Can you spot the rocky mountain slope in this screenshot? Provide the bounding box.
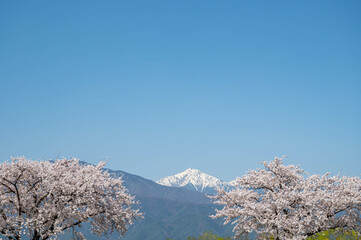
[157,168,233,195]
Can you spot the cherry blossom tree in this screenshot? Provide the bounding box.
[211,157,361,240]
[0,157,142,240]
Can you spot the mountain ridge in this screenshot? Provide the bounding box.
[157,168,234,195]
[62,162,235,239]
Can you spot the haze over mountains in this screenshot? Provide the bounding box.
[68,163,235,240]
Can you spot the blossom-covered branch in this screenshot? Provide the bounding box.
[0,157,142,240]
[211,157,361,240]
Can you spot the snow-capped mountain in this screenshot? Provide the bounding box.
[157,168,232,195]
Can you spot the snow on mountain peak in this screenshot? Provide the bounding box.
[156,168,231,194]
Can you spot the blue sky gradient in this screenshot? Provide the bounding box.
[1,0,360,181]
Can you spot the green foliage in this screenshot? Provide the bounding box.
[307,229,361,240]
[187,231,232,240]
[258,229,361,240]
[168,229,361,240]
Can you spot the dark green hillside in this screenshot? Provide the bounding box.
[124,196,233,240]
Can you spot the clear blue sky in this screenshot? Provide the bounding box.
[1,1,360,181]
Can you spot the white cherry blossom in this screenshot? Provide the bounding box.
[0,157,142,240]
[211,157,361,240]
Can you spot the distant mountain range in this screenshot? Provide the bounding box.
[112,168,235,240]
[157,168,235,195]
[64,164,235,240]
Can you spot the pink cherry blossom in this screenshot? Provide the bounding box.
[0,157,142,240]
[211,157,361,240]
